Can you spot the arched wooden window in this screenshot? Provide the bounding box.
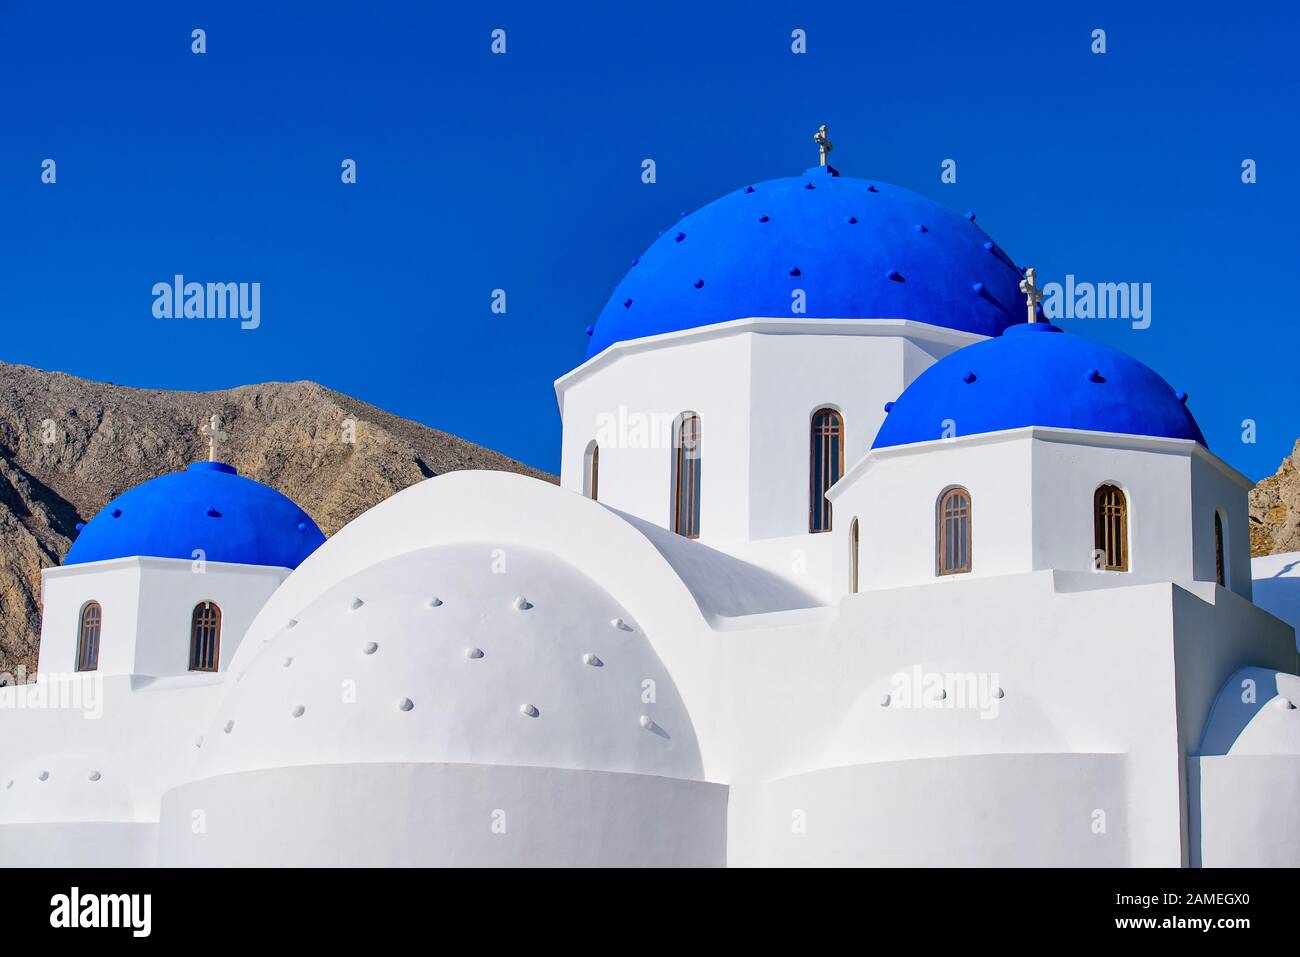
[76,602,102,672]
[585,442,598,501]
[1214,511,1226,587]
[810,408,844,532]
[673,413,702,539]
[849,517,860,594]
[1093,484,1129,572]
[189,601,222,672]
[936,487,972,575]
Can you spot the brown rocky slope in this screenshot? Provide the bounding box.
[0,359,553,675]
[1249,439,1300,557]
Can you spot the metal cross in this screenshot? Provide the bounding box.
[201,413,227,462]
[814,124,833,166]
[1019,267,1044,324]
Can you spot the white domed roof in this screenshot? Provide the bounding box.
[1199,668,1300,756]
[190,541,704,781]
[0,753,141,824]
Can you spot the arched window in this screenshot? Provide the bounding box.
[810,408,844,532]
[936,487,972,576]
[76,602,102,672]
[673,413,702,539]
[1094,484,1129,572]
[189,601,222,672]
[584,441,600,501]
[849,517,860,594]
[1214,511,1226,587]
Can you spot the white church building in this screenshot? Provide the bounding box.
[3,141,1299,867]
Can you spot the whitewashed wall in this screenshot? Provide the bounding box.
[1252,551,1300,650]
[556,318,978,549]
[828,431,1035,593]
[160,763,726,866]
[1190,455,1253,600]
[715,570,1295,865]
[829,429,1254,599]
[0,675,226,866]
[37,561,141,677]
[40,558,288,679]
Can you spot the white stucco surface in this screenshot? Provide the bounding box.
[1252,551,1300,651]
[160,763,727,867]
[192,541,704,781]
[39,557,288,678]
[555,318,976,552]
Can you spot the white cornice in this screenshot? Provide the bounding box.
[553,317,987,413]
[41,555,291,580]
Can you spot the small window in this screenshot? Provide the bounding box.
[1094,484,1129,572]
[849,517,860,594]
[189,601,222,672]
[1214,511,1226,587]
[810,408,844,532]
[673,413,702,539]
[76,602,102,672]
[937,487,972,575]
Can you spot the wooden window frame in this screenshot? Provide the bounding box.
[76,601,102,672]
[1093,484,1129,572]
[809,407,844,533]
[936,486,972,576]
[672,413,701,539]
[189,601,222,673]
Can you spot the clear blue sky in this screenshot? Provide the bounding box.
[2,0,1296,479]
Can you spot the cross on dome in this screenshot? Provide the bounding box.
[814,124,833,166]
[200,413,227,462]
[1019,267,1044,324]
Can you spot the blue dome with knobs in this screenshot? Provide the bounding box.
[586,164,1028,358]
[65,462,326,568]
[872,322,1207,450]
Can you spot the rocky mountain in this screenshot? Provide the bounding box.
[0,359,554,676]
[1249,439,1300,557]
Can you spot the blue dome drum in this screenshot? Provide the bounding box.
[65,462,326,568]
[872,323,1206,449]
[586,165,1028,358]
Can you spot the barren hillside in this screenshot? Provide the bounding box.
[0,359,553,674]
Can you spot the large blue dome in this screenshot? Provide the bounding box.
[65,462,326,568]
[586,165,1027,357]
[873,323,1206,449]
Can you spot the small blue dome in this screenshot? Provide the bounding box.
[65,462,326,568]
[873,323,1206,449]
[587,166,1027,357]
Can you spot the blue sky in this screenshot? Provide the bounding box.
[2,0,1297,479]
